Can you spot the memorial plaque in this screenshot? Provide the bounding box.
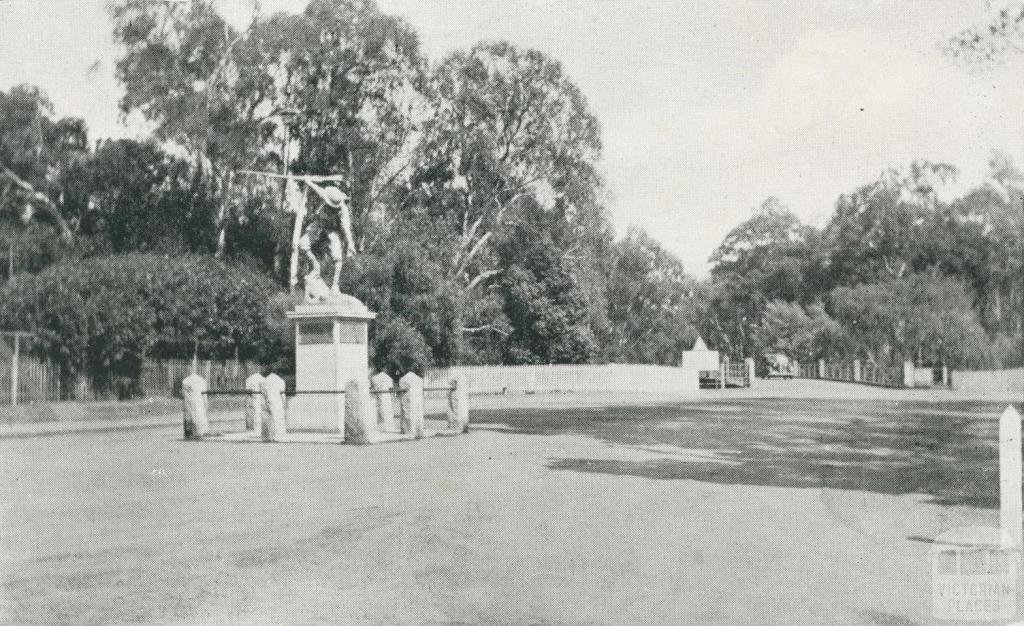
[298,322,334,345]
[337,321,364,344]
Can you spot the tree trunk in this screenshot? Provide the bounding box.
[213,170,234,258]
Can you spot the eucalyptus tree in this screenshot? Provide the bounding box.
[605,227,696,365]
[0,85,88,241]
[824,161,960,285]
[412,41,603,291]
[110,0,287,257]
[405,41,607,360]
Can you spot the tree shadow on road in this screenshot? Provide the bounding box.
[473,399,1018,508]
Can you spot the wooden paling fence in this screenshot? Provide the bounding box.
[0,354,60,405]
[0,356,260,406]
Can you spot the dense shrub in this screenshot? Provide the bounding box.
[371,314,431,379]
[0,253,285,396]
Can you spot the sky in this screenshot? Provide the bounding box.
[1,0,1022,276]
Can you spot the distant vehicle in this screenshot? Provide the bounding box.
[766,353,796,379]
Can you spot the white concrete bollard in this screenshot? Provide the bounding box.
[245,373,265,432]
[1001,406,1023,550]
[260,373,287,442]
[853,359,861,383]
[344,378,376,444]
[744,358,755,388]
[399,372,424,439]
[182,374,209,439]
[370,372,396,432]
[447,375,469,433]
[817,359,826,379]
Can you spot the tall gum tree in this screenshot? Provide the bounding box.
[110,0,284,257]
[412,41,603,295]
[408,42,606,352]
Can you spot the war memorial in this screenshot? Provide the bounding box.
[180,176,470,446]
[5,1,1024,624]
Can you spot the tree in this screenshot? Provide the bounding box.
[947,1,1024,63]
[0,85,88,241]
[756,300,849,363]
[496,202,598,364]
[411,41,604,299]
[606,228,697,365]
[957,154,1024,337]
[711,197,823,299]
[944,5,1024,365]
[704,197,823,358]
[110,0,282,257]
[824,161,959,285]
[0,254,284,397]
[82,139,217,253]
[830,273,989,368]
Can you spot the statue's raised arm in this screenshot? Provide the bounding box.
[239,170,356,302]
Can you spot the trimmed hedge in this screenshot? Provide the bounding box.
[0,254,285,396]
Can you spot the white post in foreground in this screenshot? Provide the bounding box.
[344,378,375,444]
[245,373,265,432]
[447,375,469,433]
[260,374,287,442]
[370,372,396,432]
[181,374,209,440]
[399,372,424,439]
[1000,405,1023,550]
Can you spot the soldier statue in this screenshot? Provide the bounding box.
[241,170,356,302]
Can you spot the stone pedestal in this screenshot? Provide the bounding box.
[286,295,376,434]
